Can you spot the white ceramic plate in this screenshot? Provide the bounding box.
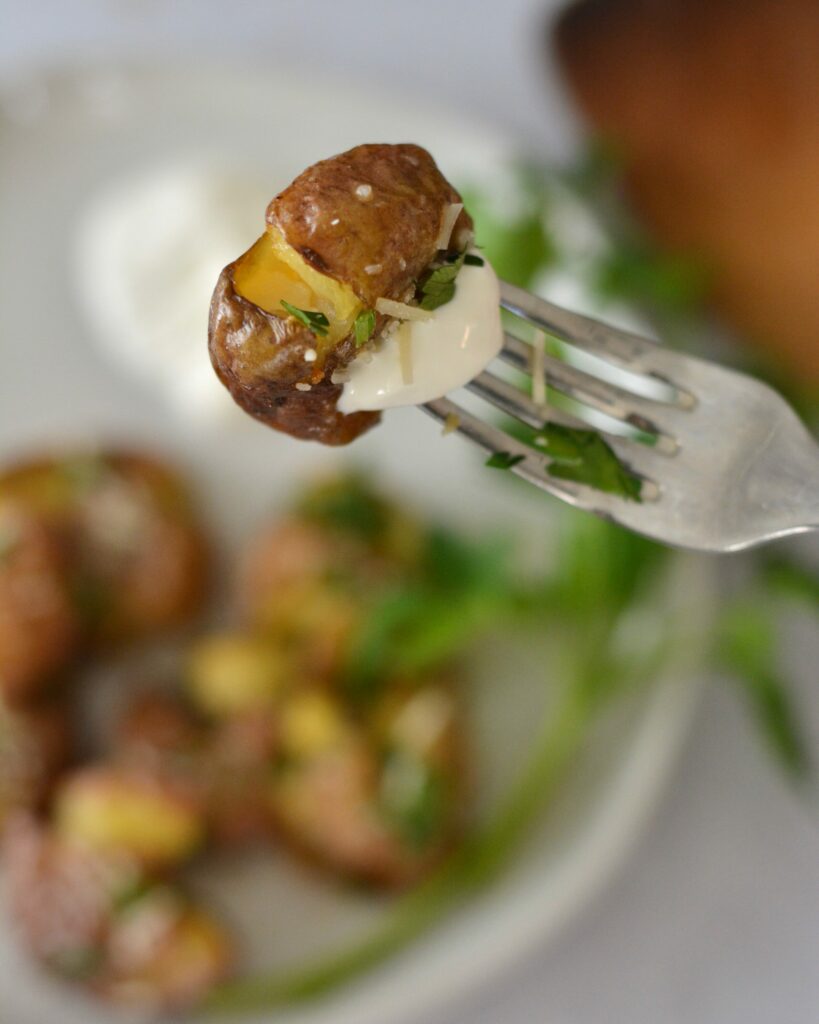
[0,62,715,1024]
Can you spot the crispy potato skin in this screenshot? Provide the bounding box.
[3,813,232,1009]
[209,143,473,444]
[554,0,819,381]
[267,143,472,307]
[0,451,209,647]
[209,267,381,445]
[0,697,73,827]
[0,508,80,703]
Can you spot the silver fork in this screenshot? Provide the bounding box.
[423,280,819,553]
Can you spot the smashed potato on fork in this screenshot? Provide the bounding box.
[209,143,474,445]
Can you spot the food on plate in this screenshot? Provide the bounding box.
[3,814,232,1010]
[203,711,281,846]
[115,690,279,848]
[237,474,425,679]
[209,143,503,444]
[54,765,206,869]
[0,462,484,1003]
[0,695,72,829]
[554,0,819,381]
[0,450,208,646]
[0,504,80,703]
[186,631,294,717]
[229,475,467,886]
[270,679,462,887]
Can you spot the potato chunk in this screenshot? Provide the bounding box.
[209,143,473,444]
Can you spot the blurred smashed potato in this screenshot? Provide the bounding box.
[0,451,208,648]
[0,505,80,704]
[0,460,471,1007]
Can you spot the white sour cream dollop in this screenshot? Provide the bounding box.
[73,162,270,424]
[337,255,503,413]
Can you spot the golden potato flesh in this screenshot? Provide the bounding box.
[209,143,473,444]
[55,766,205,869]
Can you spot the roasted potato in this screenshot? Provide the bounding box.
[209,143,473,444]
[205,711,280,846]
[186,631,294,717]
[0,504,80,703]
[0,451,209,646]
[99,896,232,1010]
[554,0,819,382]
[115,690,204,766]
[116,691,279,848]
[269,682,463,889]
[3,814,231,1009]
[54,765,206,869]
[0,695,73,828]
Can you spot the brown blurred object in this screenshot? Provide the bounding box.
[0,450,210,648]
[554,0,819,382]
[0,696,72,828]
[3,813,232,1010]
[0,506,80,704]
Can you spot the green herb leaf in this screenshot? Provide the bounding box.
[341,526,511,700]
[718,598,811,780]
[761,557,819,607]
[353,309,376,347]
[458,177,555,288]
[536,422,642,501]
[280,300,330,337]
[112,875,154,914]
[418,255,464,311]
[485,452,525,470]
[463,253,484,267]
[297,475,391,541]
[380,752,446,849]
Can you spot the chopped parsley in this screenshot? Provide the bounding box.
[298,475,391,542]
[380,751,446,849]
[353,309,376,347]
[112,875,154,914]
[415,251,483,312]
[537,422,642,501]
[418,254,464,311]
[718,597,810,780]
[485,452,525,470]
[280,300,330,338]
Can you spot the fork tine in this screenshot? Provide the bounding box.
[423,396,660,502]
[461,369,665,482]
[423,397,584,502]
[499,333,681,453]
[500,280,695,395]
[466,368,657,449]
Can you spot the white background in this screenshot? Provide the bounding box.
[2,3,819,1022]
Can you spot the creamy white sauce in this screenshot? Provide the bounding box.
[337,255,503,413]
[73,162,270,424]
